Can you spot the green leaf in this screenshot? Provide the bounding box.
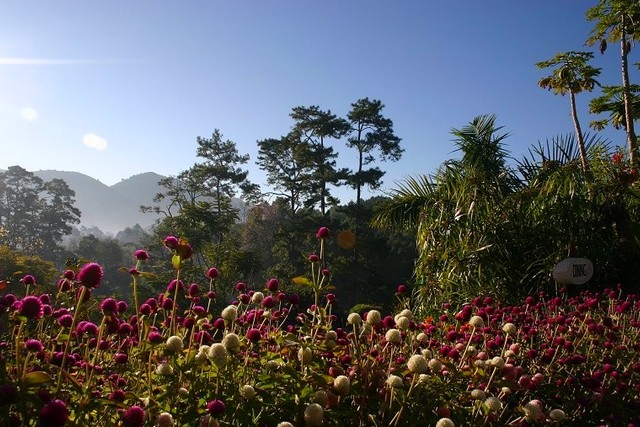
[22,371,51,386]
[292,276,312,287]
[172,255,181,270]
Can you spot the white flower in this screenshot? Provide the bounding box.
[395,316,410,330]
[421,348,432,358]
[386,374,403,388]
[407,354,428,374]
[470,389,486,400]
[469,315,484,328]
[240,384,256,400]
[523,400,543,422]
[178,387,189,396]
[428,358,442,372]
[435,418,455,427]
[199,415,219,427]
[207,343,228,367]
[298,347,312,364]
[365,309,381,326]
[385,328,402,344]
[418,374,430,384]
[221,305,238,322]
[165,335,184,353]
[156,362,173,376]
[489,356,505,369]
[502,323,517,335]
[485,396,502,412]
[277,423,294,427]
[265,360,280,371]
[504,349,516,358]
[326,330,337,341]
[549,408,567,421]
[396,308,413,321]
[347,312,362,325]
[416,332,429,345]
[222,333,240,352]
[473,359,486,369]
[251,291,264,304]
[333,375,350,395]
[312,390,328,406]
[156,412,174,427]
[304,403,324,426]
[500,386,511,395]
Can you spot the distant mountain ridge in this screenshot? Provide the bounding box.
[33,170,166,233]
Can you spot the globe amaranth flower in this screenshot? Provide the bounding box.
[21,274,36,286]
[304,403,324,426]
[435,418,455,427]
[39,399,69,427]
[20,296,43,319]
[156,412,174,427]
[246,328,261,342]
[206,399,225,416]
[407,354,428,374]
[25,339,44,353]
[365,310,381,326]
[206,267,219,279]
[121,405,145,427]
[100,298,118,314]
[133,249,149,261]
[163,236,179,250]
[316,226,330,239]
[333,375,350,395]
[266,278,279,292]
[165,336,184,353]
[240,384,256,400]
[77,263,104,289]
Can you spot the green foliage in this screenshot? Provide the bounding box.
[0,245,57,294]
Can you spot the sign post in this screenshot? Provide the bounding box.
[552,258,593,285]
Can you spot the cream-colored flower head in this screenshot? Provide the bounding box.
[221,305,238,322]
[470,389,486,400]
[502,323,517,335]
[428,358,442,372]
[407,354,428,374]
[304,403,324,426]
[385,328,402,344]
[298,347,312,364]
[473,359,486,369]
[156,362,173,376]
[222,333,240,352]
[421,348,432,358]
[435,418,455,427]
[165,335,184,353]
[386,374,403,388]
[395,316,410,330]
[265,360,280,371]
[240,384,256,400]
[207,343,228,367]
[277,423,294,427]
[347,312,362,325]
[396,308,413,321]
[312,390,328,406]
[325,330,337,341]
[523,400,543,422]
[489,356,505,369]
[415,332,429,345]
[251,291,264,304]
[366,309,381,326]
[469,315,484,328]
[333,375,350,395]
[156,412,174,427]
[485,396,502,412]
[549,408,567,421]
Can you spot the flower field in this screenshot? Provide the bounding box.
[1,228,640,426]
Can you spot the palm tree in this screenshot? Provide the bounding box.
[537,51,601,172]
[586,0,640,165]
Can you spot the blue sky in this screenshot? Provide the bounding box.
[0,1,628,203]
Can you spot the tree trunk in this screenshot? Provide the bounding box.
[621,18,638,166]
[570,90,589,172]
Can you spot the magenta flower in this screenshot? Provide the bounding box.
[163,236,179,250]
[133,249,149,260]
[62,270,75,280]
[19,296,43,319]
[39,399,69,427]
[246,328,262,342]
[122,405,145,427]
[207,267,219,279]
[397,284,407,294]
[207,399,225,415]
[267,278,279,292]
[77,263,103,289]
[25,339,44,352]
[21,275,36,286]
[316,226,331,238]
[100,298,118,314]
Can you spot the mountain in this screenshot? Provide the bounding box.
[33,170,166,234]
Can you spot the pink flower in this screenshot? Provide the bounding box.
[19,296,43,319]
[246,328,261,342]
[163,236,179,249]
[100,298,118,314]
[122,405,145,427]
[39,399,69,427]
[77,263,103,289]
[206,399,225,415]
[317,227,331,239]
[267,278,279,292]
[21,275,36,286]
[207,268,219,279]
[133,249,149,260]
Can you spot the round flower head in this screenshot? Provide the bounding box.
[298,347,312,364]
[347,312,362,325]
[386,374,403,388]
[385,328,402,344]
[163,235,179,250]
[206,399,225,416]
[25,339,44,352]
[502,322,517,335]
[407,354,428,374]
[39,399,69,427]
[240,384,256,400]
[266,278,279,292]
[156,362,173,376]
[246,328,261,342]
[523,400,543,422]
[395,316,410,330]
[77,263,104,289]
[122,405,145,427]
[470,389,486,400]
[365,309,381,326]
[396,283,407,294]
[549,408,567,421]
[100,297,118,314]
[221,305,238,322]
[222,333,240,352]
[489,356,505,369]
[156,412,174,427]
[277,423,294,427]
[469,315,484,328]
[435,418,455,427]
[206,267,219,279]
[165,335,184,353]
[428,358,442,372]
[133,249,149,261]
[485,396,502,412]
[334,375,351,395]
[316,227,330,239]
[251,292,264,304]
[19,296,43,319]
[21,274,36,286]
[304,403,324,426]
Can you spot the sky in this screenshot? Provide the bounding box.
[0,1,630,203]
